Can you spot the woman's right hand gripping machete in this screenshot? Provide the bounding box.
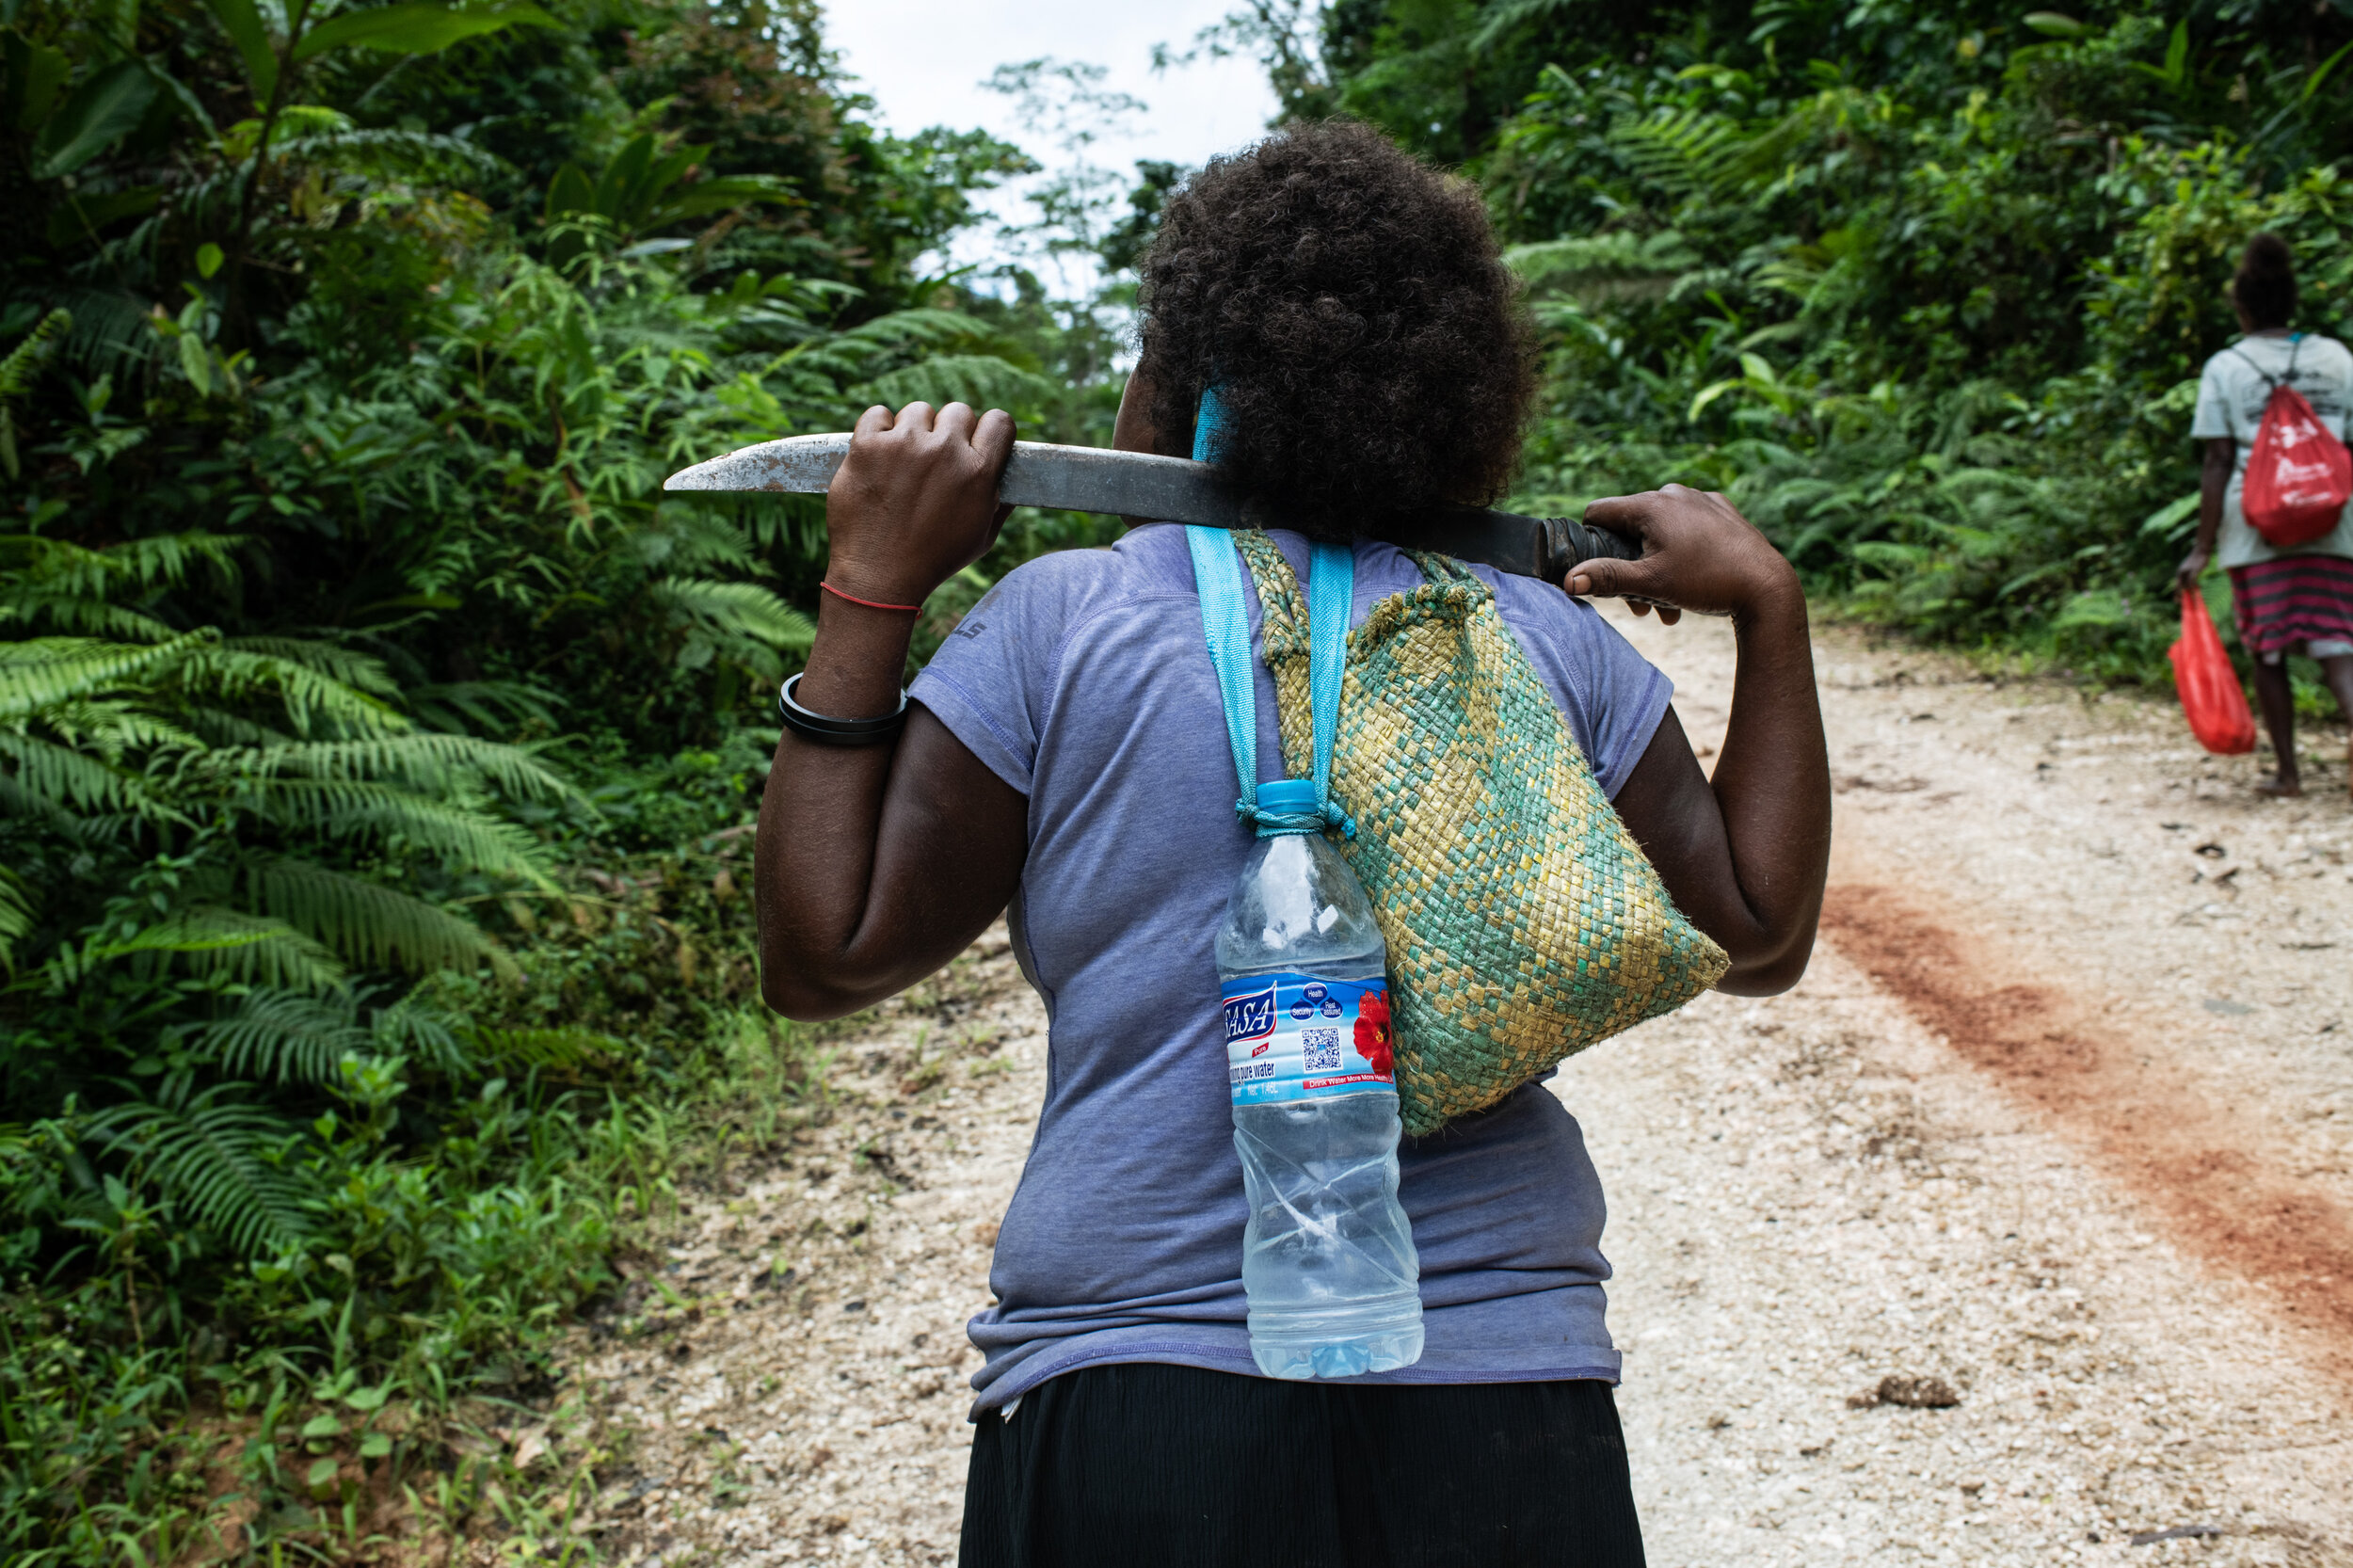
[1565,483,1832,997]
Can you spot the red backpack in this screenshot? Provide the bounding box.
[2235,338,2353,549]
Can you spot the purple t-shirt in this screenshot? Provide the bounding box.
[910,524,1674,1416]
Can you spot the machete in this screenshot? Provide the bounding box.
[664,434,1642,584]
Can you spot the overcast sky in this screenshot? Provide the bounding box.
[821,0,1280,290]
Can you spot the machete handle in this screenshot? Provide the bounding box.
[1540,516,1642,576]
[1541,512,1728,616]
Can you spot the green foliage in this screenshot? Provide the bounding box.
[0,0,1100,1557]
[1301,0,2353,683]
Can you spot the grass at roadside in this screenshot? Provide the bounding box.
[0,730,889,1566]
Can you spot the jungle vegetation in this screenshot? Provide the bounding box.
[1287,0,2353,686]
[6,0,2353,1559]
[0,0,1121,1555]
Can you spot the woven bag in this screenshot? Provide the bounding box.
[1232,530,1728,1137]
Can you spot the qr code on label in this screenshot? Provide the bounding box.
[1300,1028,1342,1071]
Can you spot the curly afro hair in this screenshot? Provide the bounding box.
[2233,232,2297,330]
[1136,120,1536,538]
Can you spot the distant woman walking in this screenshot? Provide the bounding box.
[2179,233,2353,796]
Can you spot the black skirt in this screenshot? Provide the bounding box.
[960,1363,1645,1568]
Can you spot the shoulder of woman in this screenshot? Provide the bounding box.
[1000,529,1166,599]
[1487,572,1651,666]
[941,538,1138,646]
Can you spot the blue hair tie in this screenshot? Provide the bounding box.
[1193,385,1230,464]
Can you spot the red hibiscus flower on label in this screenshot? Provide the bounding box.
[1353,990,1395,1079]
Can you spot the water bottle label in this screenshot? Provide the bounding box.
[1220,971,1395,1104]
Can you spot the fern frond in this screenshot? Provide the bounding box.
[220,637,403,696]
[1507,231,1705,301]
[0,309,72,404]
[275,127,502,183]
[197,988,370,1084]
[252,858,511,977]
[1609,109,1752,200]
[831,308,999,352]
[1,310,71,482]
[372,993,466,1076]
[101,530,246,589]
[51,907,348,992]
[404,680,557,735]
[50,285,162,374]
[1468,0,1577,50]
[257,780,558,886]
[632,508,759,576]
[0,632,216,717]
[644,578,815,651]
[177,704,293,749]
[218,731,576,803]
[32,699,204,760]
[0,729,172,819]
[0,590,175,640]
[852,355,1058,412]
[463,1025,616,1073]
[88,1090,313,1256]
[0,866,31,973]
[168,645,408,736]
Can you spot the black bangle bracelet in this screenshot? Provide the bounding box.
[777,673,909,746]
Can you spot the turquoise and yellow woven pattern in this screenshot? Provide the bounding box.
[1234,531,1729,1138]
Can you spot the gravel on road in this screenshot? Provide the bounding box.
[552,607,2353,1567]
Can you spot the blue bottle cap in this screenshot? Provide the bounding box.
[1257,778,1318,813]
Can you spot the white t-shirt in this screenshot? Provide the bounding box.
[2190,332,2353,568]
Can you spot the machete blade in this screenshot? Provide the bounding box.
[664,435,1641,584]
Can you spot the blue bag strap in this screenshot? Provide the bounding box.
[1305,539,1352,810]
[1186,386,1355,838]
[1186,385,1354,839]
[1187,525,1354,839]
[1186,521,1267,819]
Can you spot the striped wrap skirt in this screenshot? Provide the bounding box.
[2228,554,2353,664]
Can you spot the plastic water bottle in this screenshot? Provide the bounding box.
[1217,778,1423,1380]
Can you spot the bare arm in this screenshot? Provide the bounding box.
[754,401,1030,1020]
[1569,488,1831,996]
[2176,437,2234,589]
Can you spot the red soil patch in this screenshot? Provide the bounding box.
[1821,882,2353,1383]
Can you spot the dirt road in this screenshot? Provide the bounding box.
[559,606,2353,1567]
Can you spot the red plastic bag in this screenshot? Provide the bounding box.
[2169,587,2256,756]
[2241,379,2351,548]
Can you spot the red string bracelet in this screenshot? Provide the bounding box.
[821,581,923,614]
